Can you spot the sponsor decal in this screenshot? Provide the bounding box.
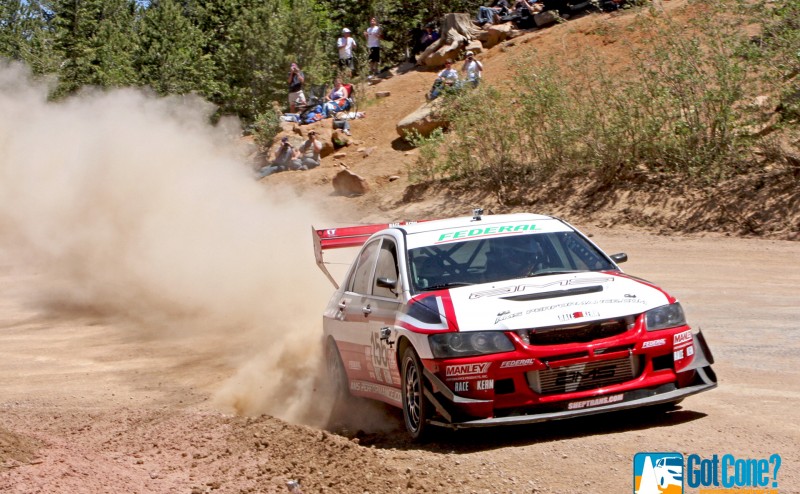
[500,358,535,368]
[557,310,599,321]
[470,276,613,300]
[348,360,362,370]
[674,330,693,346]
[454,381,469,392]
[633,452,684,494]
[674,349,685,361]
[445,362,491,377]
[495,310,523,324]
[476,379,494,390]
[567,393,623,410]
[436,224,540,243]
[634,452,783,493]
[687,345,694,357]
[349,380,402,404]
[642,338,667,349]
[526,298,647,314]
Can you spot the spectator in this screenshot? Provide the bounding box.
[337,28,357,76]
[419,25,440,52]
[476,0,510,25]
[287,62,306,113]
[256,137,303,178]
[324,78,351,117]
[461,51,483,87]
[427,60,459,101]
[298,131,323,169]
[364,18,383,76]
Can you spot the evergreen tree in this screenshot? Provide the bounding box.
[51,0,137,97]
[136,0,216,96]
[0,0,58,75]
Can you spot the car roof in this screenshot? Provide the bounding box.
[396,213,557,235]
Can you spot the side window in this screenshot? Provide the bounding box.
[350,240,380,294]
[373,240,399,298]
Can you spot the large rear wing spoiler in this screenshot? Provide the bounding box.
[312,221,424,288]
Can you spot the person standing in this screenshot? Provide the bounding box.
[287,62,306,113]
[337,28,357,77]
[461,51,483,87]
[364,18,383,76]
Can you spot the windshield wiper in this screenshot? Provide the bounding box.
[527,269,586,277]
[420,281,473,291]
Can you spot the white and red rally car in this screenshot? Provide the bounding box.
[314,211,716,439]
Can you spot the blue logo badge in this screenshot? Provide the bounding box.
[634,452,684,494]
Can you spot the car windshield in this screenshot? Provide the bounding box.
[408,231,616,292]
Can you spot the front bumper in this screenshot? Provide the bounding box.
[423,328,717,430]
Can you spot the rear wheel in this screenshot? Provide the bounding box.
[401,346,431,440]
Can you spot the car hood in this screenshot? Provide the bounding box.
[443,272,672,331]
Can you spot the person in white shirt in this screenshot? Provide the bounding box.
[364,18,383,76]
[337,28,357,76]
[427,60,459,100]
[461,51,484,87]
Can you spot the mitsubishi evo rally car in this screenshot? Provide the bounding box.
[313,211,716,439]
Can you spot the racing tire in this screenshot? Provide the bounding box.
[401,346,431,441]
[326,339,350,403]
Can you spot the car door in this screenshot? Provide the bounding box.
[364,238,403,393]
[332,239,380,392]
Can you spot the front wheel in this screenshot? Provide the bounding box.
[401,346,431,440]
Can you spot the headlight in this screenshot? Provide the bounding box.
[645,303,686,331]
[429,331,514,358]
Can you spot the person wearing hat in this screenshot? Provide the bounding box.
[256,136,303,178]
[298,130,323,169]
[336,28,357,76]
[462,51,483,87]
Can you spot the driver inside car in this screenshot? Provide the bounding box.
[484,235,545,281]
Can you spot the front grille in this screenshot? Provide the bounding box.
[527,317,632,345]
[527,355,641,395]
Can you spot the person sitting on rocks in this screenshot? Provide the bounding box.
[427,60,459,101]
[419,25,440,52]
[461,51,483,87]
[256,136,303,178]
[298,130,323,169]
[476,0,510,25]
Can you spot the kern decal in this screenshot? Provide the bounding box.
[567,393,623,410]
[445,362,491,377]
[500,358,535,368]
[642,339,667,349]
[476,379,494,390]
[436,224,540,243]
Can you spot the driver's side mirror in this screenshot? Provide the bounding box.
[610,253,628,264]
[376,277,399,295]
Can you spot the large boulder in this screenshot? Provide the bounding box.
[396,100,448,139]
[332,169,370,196]
[483,23,513,48]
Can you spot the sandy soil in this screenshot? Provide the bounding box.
[1,1,799,493]
[1,231,799,493]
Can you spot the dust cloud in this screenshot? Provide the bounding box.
[0,62,338,425]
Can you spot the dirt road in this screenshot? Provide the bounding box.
[2,229,798,494]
